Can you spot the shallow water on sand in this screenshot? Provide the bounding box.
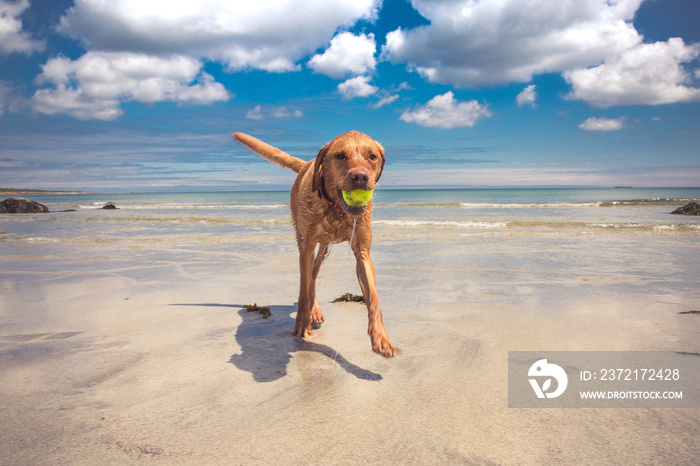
[1,188,699,464]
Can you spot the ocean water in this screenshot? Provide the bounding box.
[2,188,699,244]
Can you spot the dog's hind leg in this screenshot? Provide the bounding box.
[294,240,316,338]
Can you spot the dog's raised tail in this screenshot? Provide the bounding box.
[232,132,306,173]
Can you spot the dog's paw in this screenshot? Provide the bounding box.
[294,321,313,338]
[370,331,396,358]
[310,306,325,329]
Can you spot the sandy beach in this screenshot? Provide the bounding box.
[1,190,699,464]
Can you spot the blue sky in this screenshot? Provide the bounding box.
[1,0,699,192]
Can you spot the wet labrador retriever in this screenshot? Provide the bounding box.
[232,131,395,357]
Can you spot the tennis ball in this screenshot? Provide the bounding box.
[341,189,373,208]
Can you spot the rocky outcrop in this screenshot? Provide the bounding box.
[671,202,700,215]
[101,203,118,209]
[0,197,50,213]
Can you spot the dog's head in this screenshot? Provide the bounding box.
[312,131,385,216]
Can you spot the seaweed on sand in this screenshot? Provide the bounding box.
[332,292,365,303]
[244,303,271,319]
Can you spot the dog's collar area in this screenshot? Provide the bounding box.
[316,168,344,210]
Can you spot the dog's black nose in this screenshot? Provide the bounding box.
[351,169,370,185]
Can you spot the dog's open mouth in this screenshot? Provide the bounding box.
[337,188,367,216]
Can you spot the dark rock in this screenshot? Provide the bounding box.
[101,203,118,209]
[671,202,700,215]
[0,197,50,213]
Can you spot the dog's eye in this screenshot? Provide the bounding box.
[335,153,347,160]
[369,153,378,161]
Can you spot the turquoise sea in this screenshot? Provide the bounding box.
[3,188,699,243]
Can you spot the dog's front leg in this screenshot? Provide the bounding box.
[295,240,316,338]
[353,248,395,358]
[309,242,329,328]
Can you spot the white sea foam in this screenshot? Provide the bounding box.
[458,202,602,209]
[375,219,508,229]
[78,203,288,210]
[8,189,697,243]
[376,219,700,233]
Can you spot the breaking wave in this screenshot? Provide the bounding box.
[375,219,508,229]
[375,219,700,232]
[77,202,288,210]
[377,198,699,209]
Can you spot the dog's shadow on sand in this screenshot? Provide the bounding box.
[172,304,382,383]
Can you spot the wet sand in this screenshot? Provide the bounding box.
[1,226,699,464]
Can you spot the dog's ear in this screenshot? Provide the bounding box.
[312,142,330,192]
[374,142,386,183]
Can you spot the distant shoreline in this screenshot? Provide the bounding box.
[0,188,96,196]
[2,187,699,197]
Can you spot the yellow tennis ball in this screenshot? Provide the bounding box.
[341,189,373,207]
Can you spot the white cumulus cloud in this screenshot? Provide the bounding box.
[578,116,626,131]
[0,0,45,55]
[400,91,491,129]
[338,76,378,99]
[41,0,380,119]
[58,0,380,72]
[31,52,231,120]
[308,32,377,79]
[516,85,537,107]
[564,38,700,107]
[382,0,643,88]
